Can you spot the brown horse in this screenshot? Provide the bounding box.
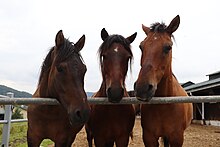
[27,30,90,147]
[86,28,137,147]
[135,15,193,147]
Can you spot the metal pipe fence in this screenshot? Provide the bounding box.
[1,93,220,146]
[1,95,220,105]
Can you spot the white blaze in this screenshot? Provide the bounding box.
[114,47,118,52]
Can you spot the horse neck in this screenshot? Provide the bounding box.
[155,63,186,96]
[155,62,174,97]
[95,81,108,97]
[38,71,55,98]
[37,75,49,98]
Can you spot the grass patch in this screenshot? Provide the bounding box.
[0,122,53,146]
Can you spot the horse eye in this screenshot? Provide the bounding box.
[163,45,172,54]
[56,65,64,72]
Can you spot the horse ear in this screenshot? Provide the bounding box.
[166,15,180,35]
[74,35,86,53]
[126,32,137,44]
[55,30,65,47]
[101,28,109,41]
[142,24,150,35]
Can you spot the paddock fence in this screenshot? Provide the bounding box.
[1,92,220,146]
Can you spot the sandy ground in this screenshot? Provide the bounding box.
[71,118,220,147]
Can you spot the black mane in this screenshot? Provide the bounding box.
[97,34,133,75]
[150,22,175,41]
[56,38,82,63]
[150,22,167,33]
[38,48,53,84]
[98,34,133,61]
[38,38,83,85]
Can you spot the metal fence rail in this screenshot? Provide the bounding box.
[0,119,28,124]
[0,95,220,105]
[1,93,220,147]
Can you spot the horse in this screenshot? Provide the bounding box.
[135,15,193,147]
[27,30,90,147]
[86,28,137,147]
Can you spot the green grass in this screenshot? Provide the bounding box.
[0,122,53,147]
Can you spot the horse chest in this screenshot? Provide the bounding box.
[31,95,68,120]
[141,104,185,128]
[90,105,135,134]
[93,105,134,120]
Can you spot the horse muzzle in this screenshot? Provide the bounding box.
[68,103,90,126]
[107,86,124,103]
[135,83,156,102]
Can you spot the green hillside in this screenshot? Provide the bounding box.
[0,85,94,98]
[0,85,32,98]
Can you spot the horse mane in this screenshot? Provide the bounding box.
[150,22,176,43]
[172,72,178,81]
[56,38,83,63]
[38,48,53,85]
[38,38,83,86]
[98,34,133,71]
[150,22,167,33]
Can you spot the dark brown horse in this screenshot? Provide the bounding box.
[86,28,137,147]
[135,15,193,147]
[27,30,90,147]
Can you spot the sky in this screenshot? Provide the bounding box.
[0,0,220,94]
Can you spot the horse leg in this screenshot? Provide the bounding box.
[94,137,112,147]
[115,135,130,147]
[142,131,159,147]
[27,139,42,147]
[168,132,184,147]
[55,143,70,147]
[163,136,169,147]
[55,143,72,147]
[55,140,73,147]
[85,125,93,147]
[27,132,43,147]
[105,141,114,147]
[55,135,76,147]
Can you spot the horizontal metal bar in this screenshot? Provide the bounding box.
[11,119,28,123]
[0,98,59,105]
[0,95,9,98]
[0,96,220,105]
[88,96,220,104]
[0,119,28,124]
[0,120,8,124]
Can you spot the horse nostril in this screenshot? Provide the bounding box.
[75,109,82,120]
[135,83,156,101]
[148,84,153,91]
[107,87,111,96]
[69,105,90,126]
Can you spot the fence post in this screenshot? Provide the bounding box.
[1,92,14,147]
[201,102,206,125]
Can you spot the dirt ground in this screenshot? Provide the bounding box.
[71,118,220,147]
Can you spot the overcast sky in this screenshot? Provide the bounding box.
[0,0,220,94]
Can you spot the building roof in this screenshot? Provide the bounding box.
[181,81,195,88]
[184,77,220,93]
[206,71,220,76]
